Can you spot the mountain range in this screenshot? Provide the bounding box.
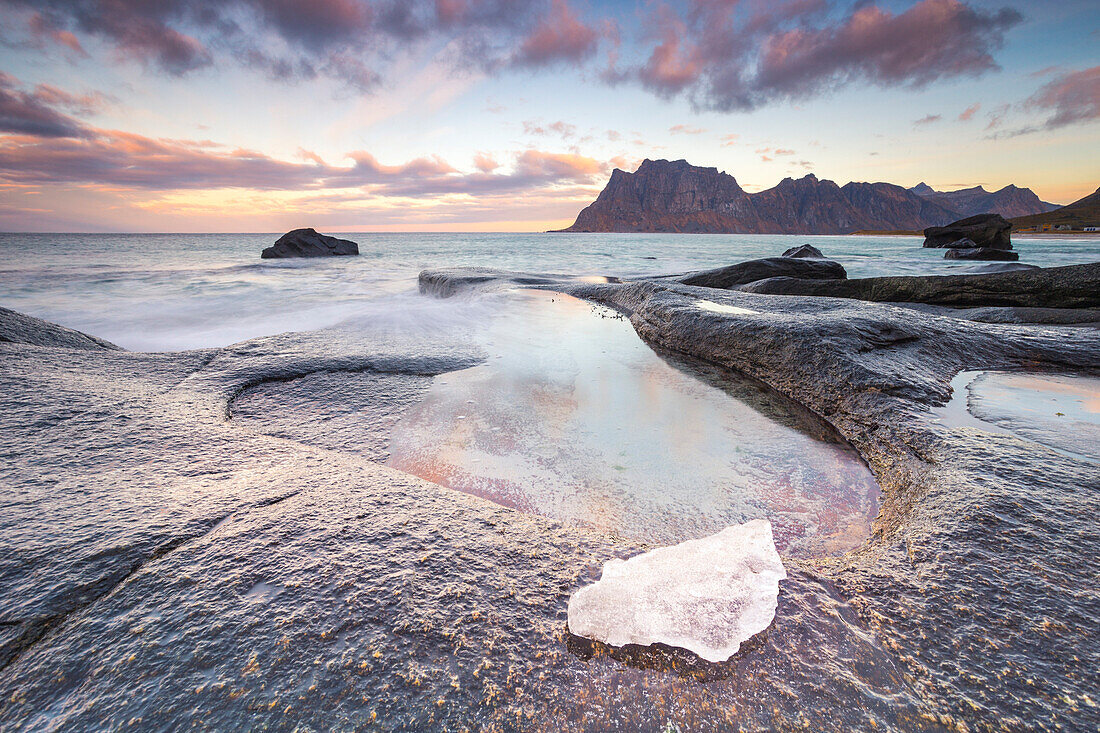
[559,159,1059,234]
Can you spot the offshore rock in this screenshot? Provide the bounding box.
[261,228,359,259]
[679,256,846,290]
[923,214,1012,250]
[781,244,825,259]
[567,520,786,663]
[735,262,1100,309]
[944,247,1020,261]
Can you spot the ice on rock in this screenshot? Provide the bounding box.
[567,520,787,663]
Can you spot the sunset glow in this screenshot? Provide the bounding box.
[1,0,1097,231]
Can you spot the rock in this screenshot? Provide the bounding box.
[679,257,846,290]
[923,214,1012,250]
[261,228,359,259]
[941,237,979,249]
[567,520,786,663]
[944,247,1019,261]
[735,262,1100,309]
[781,244,825,258]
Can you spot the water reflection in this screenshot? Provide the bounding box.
[387,290,880,556]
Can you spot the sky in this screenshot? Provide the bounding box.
[0,0,1097,232]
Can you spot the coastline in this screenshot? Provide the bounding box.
[2,261,1098,729]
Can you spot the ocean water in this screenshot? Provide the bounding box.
[1,232,1097,351]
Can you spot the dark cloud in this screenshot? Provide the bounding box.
[617,0,1021,111]
[1026,65,1100,129]
[1,0,601,85]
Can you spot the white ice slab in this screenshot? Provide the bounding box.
[567,519,786,663]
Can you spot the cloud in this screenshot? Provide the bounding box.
[614,0,1021,111]
[0,72,96,138]
[958,103,980,121]
[523,119,576,138]
[1025,65,1100,130]
[0,114,608,199]
[914,114,942,126]
[719,133,739,146]
[473,151,499,172]
[1,0,600,87]
[511,0,600,67]
[668,124,706,135]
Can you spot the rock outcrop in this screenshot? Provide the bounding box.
[261,228,359,259]
[678,257,846,290]
[923,214,1012,249]
[0,306,120,350]
[781,244,825,258]
[736,262,1100,309]
[558,159,1051,234]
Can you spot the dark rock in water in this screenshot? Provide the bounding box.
[923,214,1012,250]
[679,257,846,290]
[941,237,979,249]
[261,228,359,259]
[0,306,121,350]
[736,262,1100,309]
[944,247,1019,261]
[781,244,825,259]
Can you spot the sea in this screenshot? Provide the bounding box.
[2,232,1098,352]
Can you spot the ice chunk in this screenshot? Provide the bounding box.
[567,519,786,663]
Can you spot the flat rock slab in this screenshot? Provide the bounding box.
[737,262,1100,309]
[678,256,846,290]
[568,520,787,663]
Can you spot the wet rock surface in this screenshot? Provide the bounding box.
[261,228,359,259]
[737,262,1100,308]
[2,264,1099,731]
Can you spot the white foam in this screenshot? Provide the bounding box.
[567,519,786,663]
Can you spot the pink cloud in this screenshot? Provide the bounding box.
[473,151,499,172]
[1026,66,1100,129]
[512,0,599,67]
[669,124,706,135]
[958,103,980,121]
[620,0,1020,111]
[914,114,942,126]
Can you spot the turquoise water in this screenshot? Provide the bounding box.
[1,232,1097,351]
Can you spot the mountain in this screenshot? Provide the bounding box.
[1010,187,1100,231]
[560,159,1056,234]
[908,182,1058,219]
